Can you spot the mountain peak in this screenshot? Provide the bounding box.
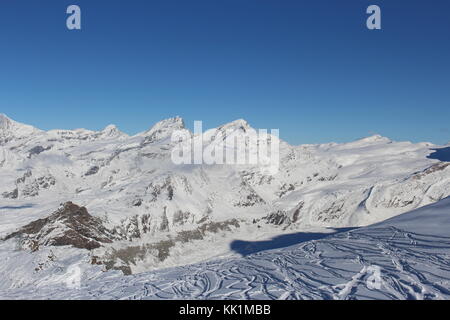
[218,119,252,132]
[0,114,40,138]
[339,134,392,148]
[103,124,118,131]
[139,116,186,143]
[100,124,125,138]
[150,116,185,132]
[358,134,391,144]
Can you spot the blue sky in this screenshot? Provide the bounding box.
[0,0,449,145]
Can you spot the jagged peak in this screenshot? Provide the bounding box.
[218,119,252,132]
[136,116,186,144]
[141,116,185,135]
[100,124,126,138]
[103,124,118,131]
[152,116,185,130]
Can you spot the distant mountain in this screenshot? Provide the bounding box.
[0,114,449,279]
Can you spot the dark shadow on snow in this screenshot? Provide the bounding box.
[427,147,450,162]
[230,227,357,257]
[0,204,34,210]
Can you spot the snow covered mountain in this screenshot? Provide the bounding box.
[1,196,449,300]
[0,114,449,283]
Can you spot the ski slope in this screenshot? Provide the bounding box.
[1,197,449,300]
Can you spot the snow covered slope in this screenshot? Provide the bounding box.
[1,196,449,300]
[0,114,449,276]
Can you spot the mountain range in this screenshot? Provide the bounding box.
[0,113,449,295]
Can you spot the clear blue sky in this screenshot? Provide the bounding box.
[0,0,449,145]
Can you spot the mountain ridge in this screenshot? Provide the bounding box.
[0,113,401,146]
[0,114,449,275]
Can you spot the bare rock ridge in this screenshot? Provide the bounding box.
[4,202,114,251]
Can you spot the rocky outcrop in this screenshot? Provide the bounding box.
[28,145,52,158]
[85,166,100,176]
[95,219,241,275]
[4,202,115,251]
[2,188,18,199]
[264,211,290,225]
[21,175,56,197]
[412,162,450,180]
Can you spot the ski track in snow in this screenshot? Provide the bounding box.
[2,200,450,300]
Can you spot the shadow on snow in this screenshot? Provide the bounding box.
[0,204,34,210]
[230,227,356,257]
[427,147,450,162]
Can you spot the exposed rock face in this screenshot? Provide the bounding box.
[21,175,56,197]
[28,145,52,158]
[2,188,18,199]
[85,166,100,176]
[96,219,241,275]
[264,211,290,225]
[412,162,450,180]
[4,202,115,251]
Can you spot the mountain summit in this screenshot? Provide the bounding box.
[139,116,186,143]
[0,114,41,140]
